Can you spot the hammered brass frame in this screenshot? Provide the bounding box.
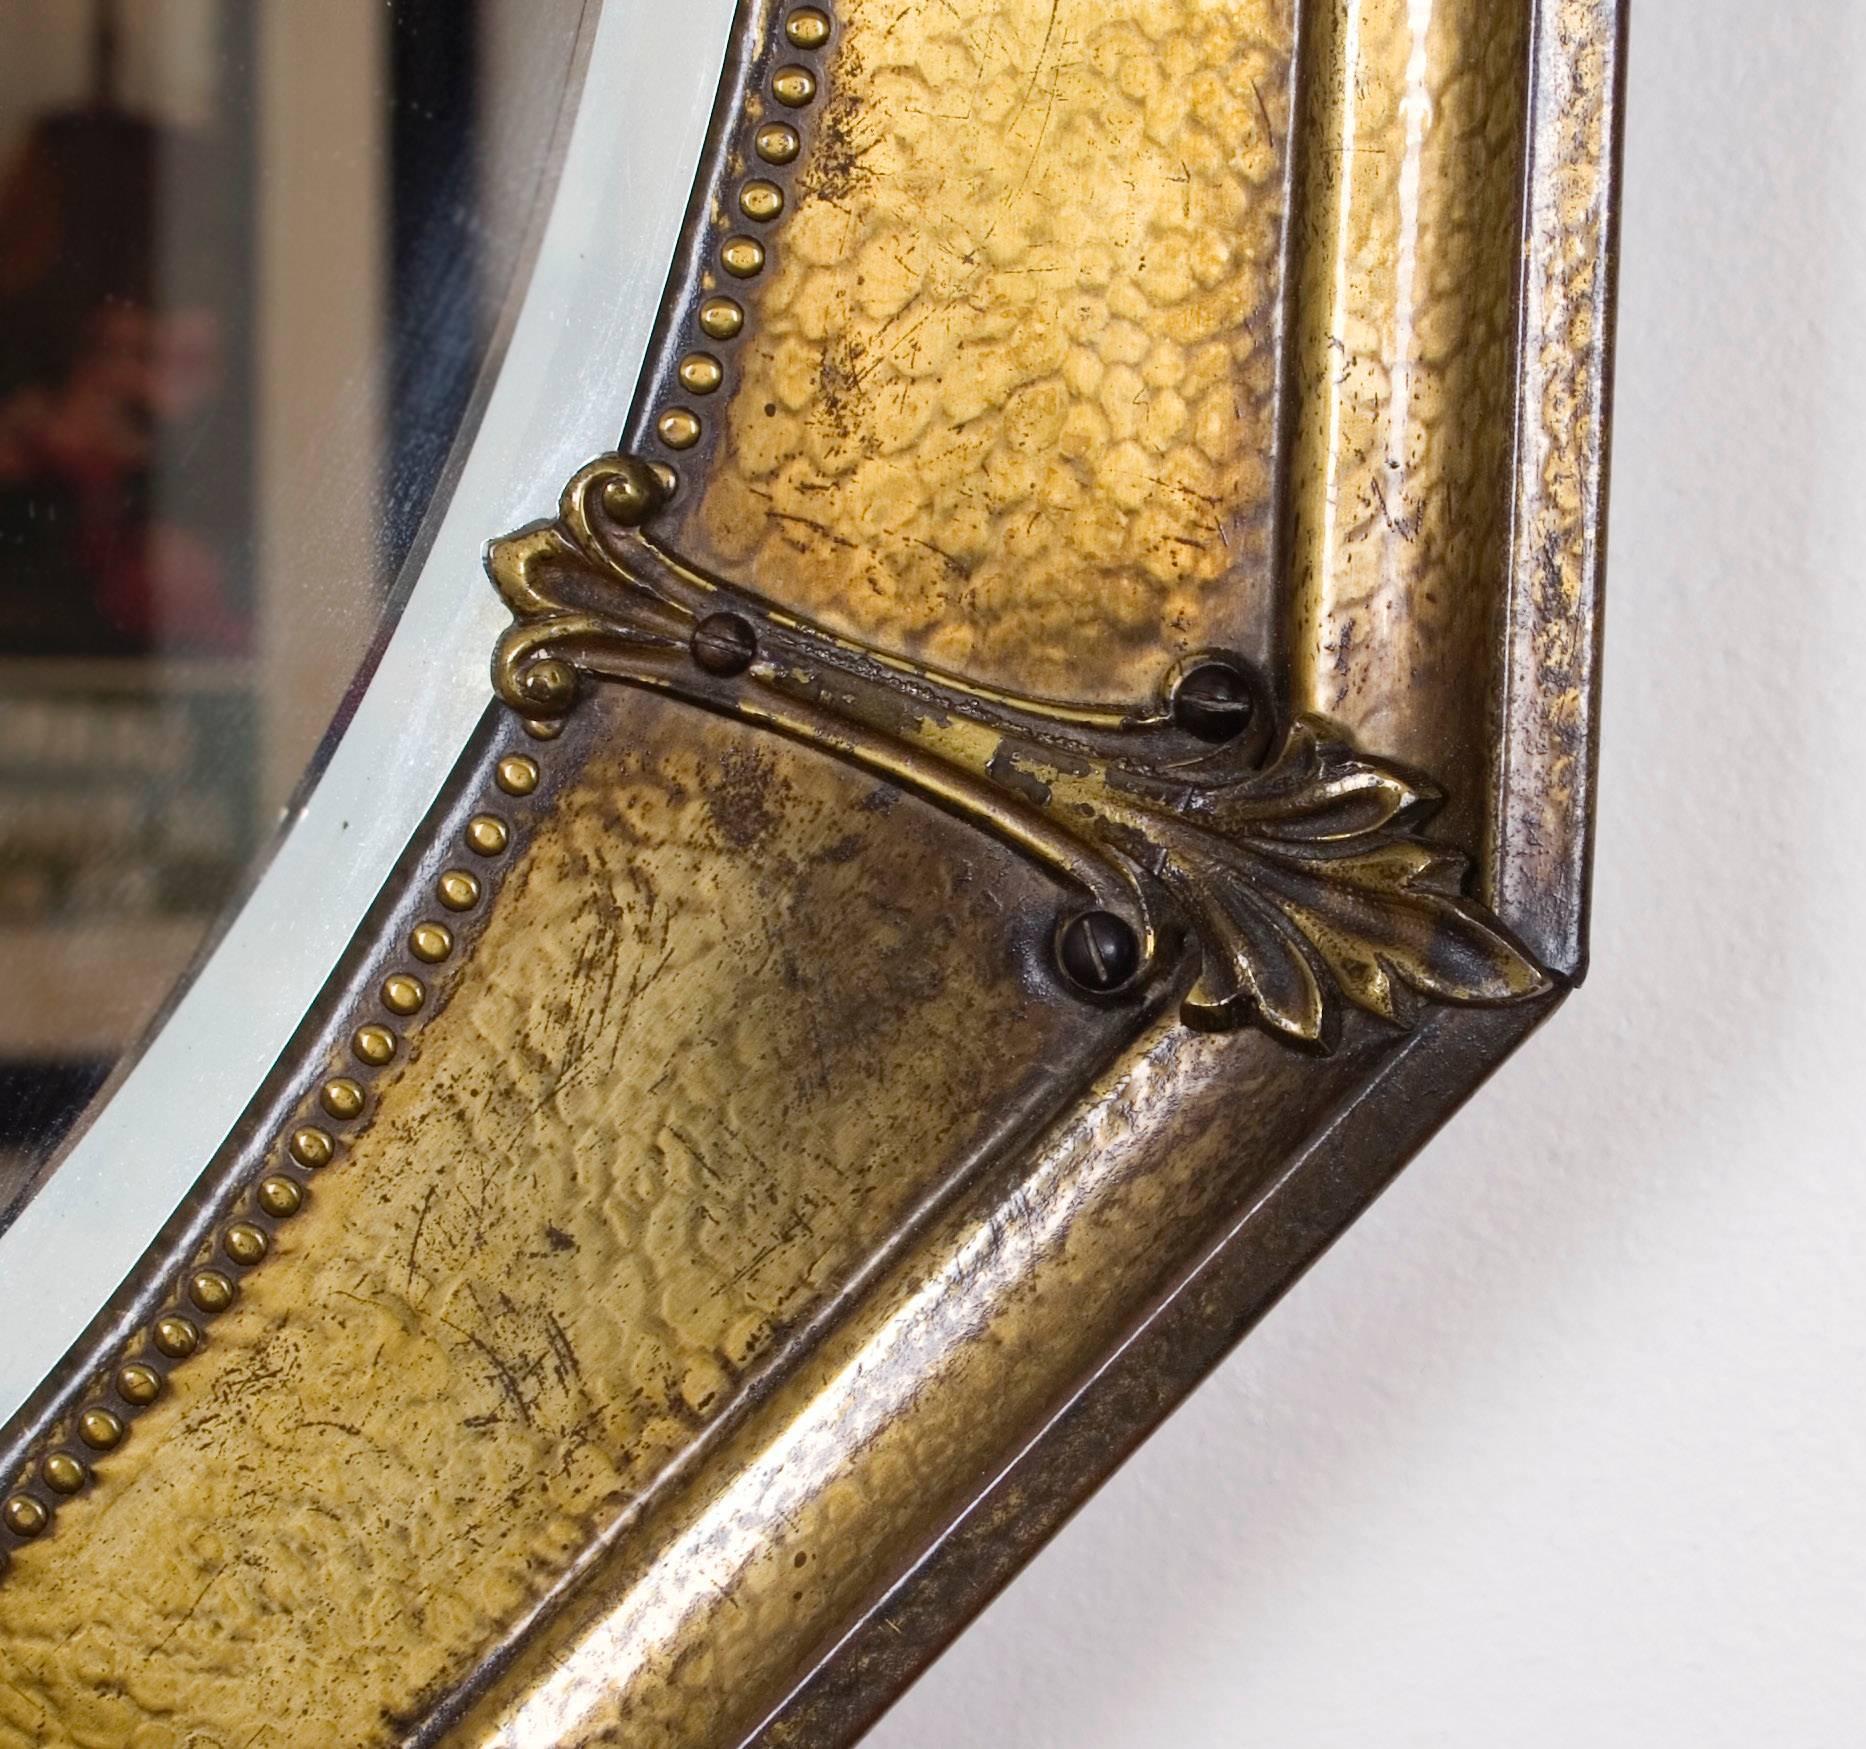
[0,1,1622,1742]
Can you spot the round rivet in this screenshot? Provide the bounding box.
[678,353,725,395]
[116,1364,161,1407]
[516,658,578,714]
[352,1024,396,1067]
[772,65,818,107]
[657,409,702,451]
[289,1126,334,1169]
[756,122,800,165]
[785,6,831,47]
[598,458,664,527]
[523,716,565,741]
[382,974,426,1017]
[189,1271,235,1315]
[4,1495,47,1537]
[78,1408,123,1452]
[739,179,785,222]
[258,1176,304,1219]
[153,1316,199,1360]
[1056,911,1142,996]
[1171,660,1258,744]
[496,755,539,796]
[224,1223,269,1268]
[649,461,679,499]
[691,613,758,678]
[410,922,454,964]
[721,235,767,278]
[438,869,481,912]
[41,1453,85,1496]
[321,1078,365,1121]
[466,815,509,857]
[698,296,744,341]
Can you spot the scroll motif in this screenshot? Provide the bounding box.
[489,455,1549,1048]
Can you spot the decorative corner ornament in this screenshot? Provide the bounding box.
[488,455,1550,1049]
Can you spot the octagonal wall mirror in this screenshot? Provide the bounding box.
[0,2,1621,1745]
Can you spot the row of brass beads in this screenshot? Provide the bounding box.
[651,5,831,472]
[0,750,542,1573]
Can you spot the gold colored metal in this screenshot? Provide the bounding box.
[677,353,725,395]
[522,715,566,741]
[188,1271,234,1315]
[489,457,1545,1044]
[152,1317,199,1360]
[514,657,578,713]
[597,456,665,528]
[320,1078,365,1121]
[754,121,799,165]
[770,64,816,107]
[75,1410,121,1453]
[39,1455,84,1497]
[289,1125,334,1168]
[381,974,426,1016]
[496,754,541,796]
[409,921,454,964]
[465,814,510,857]
[697,295,745,340]
[352,1024,397,1066]
[258,1176,304,1219]
[223,1224,269,1268]
[114,1365,160,1407]
[657,409,702,450]
[784,6,831,49]
[2,1497,46,1538]
[738,178,784,222]
[437,869,482,911]
[719,235,766,278]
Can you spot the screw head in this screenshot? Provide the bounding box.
[691,613,758,678]
[516,659,577,714]
[1171,659,1259,744]
[1055,911,1142,996]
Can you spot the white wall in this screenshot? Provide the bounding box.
[874,2,1866,1743]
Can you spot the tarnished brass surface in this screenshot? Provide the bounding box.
[0,697,1121,1746]
[663,0,1300,702]
[0,0,1621,1739]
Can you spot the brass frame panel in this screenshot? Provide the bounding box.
[0,0,1622,1742]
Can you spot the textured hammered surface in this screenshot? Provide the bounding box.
[683,0,1297,704]
[0,694,1096,1748]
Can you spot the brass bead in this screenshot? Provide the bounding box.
[677,353,725,395]
[352,1024,396,1067]
[43,1453,85,1495]
[321,1078,365,1121]
[598,458,663,527]
[3,1495,47,1537]
[522,715,565,741]
[289,1125,334,1169]
[437,869,481,911]
[739,179,785,223]
[258,1176,304,1218]
[465,814,509,857]
[382,973,426,1016]
[516,658,577,713]
[77,1408,123,1452]
[784,6,831,48]
[698,296,744,340]
[116,1364,161,1407]
[755,122,800,165]
[657,409,702,451]
[496,755,540,796]
[153,1316,199,1359]
[189,1270,235,1314]
[224,1223,269,1268]
[772,65,818,107]
[410,922,454,964]
[649,462,679,500]
[721,235,767,278]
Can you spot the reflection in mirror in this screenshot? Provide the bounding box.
[0,0,591,1221]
